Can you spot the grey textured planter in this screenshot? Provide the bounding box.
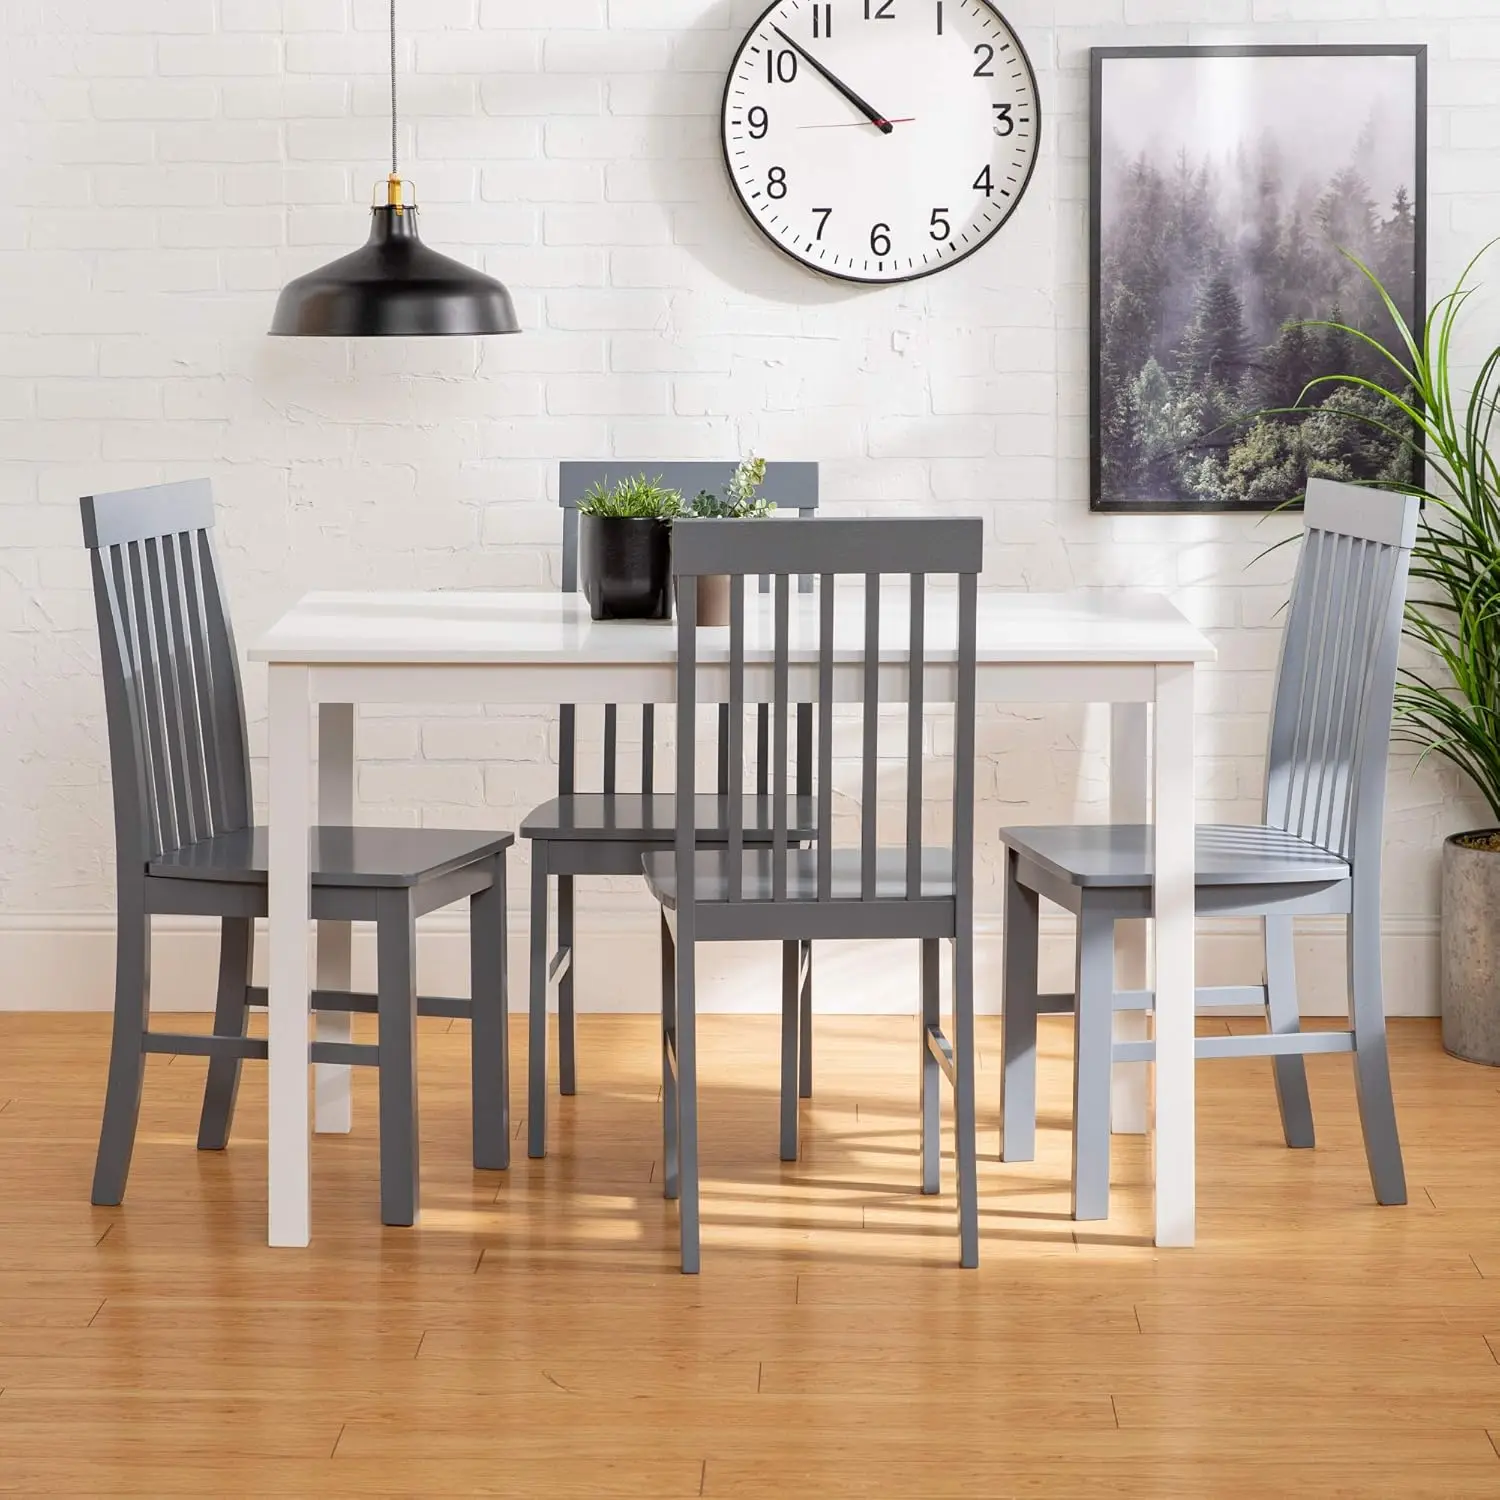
[1441,830,1500,1065]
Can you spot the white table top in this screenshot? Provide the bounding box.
[250,588,1215,668]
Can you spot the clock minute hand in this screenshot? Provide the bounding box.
[770,25,895,135]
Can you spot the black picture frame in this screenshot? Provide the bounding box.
[1089,44,1428,513]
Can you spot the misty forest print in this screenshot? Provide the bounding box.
[1092,48,1426,511]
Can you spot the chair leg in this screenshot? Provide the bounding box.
[1072,904,1115,1222]
[1264,914,1315,1150]
[919,938,941,1196]
[557,872,577,1098]
[1348,891,1407,1205]
[527,845,549,1160]
[779,941,799,1163]
[1000,851,1042,1163]
[197,916,254,1152]
[469,852,509,1172]
[677,926,701,1275]
[798,939,813,1100]
[376,888,420,1227]
[92,901,151,1207]
[661,913,679,1202]
[953,927,980,1270]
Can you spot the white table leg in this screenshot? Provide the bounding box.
[315,702,355,1134]
[1152,662,1196,1247]
[268,663,314,1248]
[1110,702,1150,1135]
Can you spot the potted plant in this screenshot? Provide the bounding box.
[687,456,775,626]
[1303,244,1500,1063]
[576,474,683,622]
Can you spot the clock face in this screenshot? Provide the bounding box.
[721,0,1041,284]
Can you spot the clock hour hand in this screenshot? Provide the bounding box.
[770,24,895,135]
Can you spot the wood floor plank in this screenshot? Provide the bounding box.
[701,1457,1500,1500]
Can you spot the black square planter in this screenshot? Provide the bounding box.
[578,514,673,621]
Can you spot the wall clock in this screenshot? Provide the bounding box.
[720,0,1041,284]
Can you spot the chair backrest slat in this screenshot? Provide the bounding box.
[641,703,655,796]
[161,532,211,844]
[1339,542,1394,855]
[953,571,979,923]
[127,539,179,856]
[556,461,818,803]
[196,529,253,831]
[771,573,791,901]
[180,528,229,832]
[1264,478,1418,867]
[816,574,835,901]
[82,481,252,873]
[671,516,981,920]
[796,702,813,799]
[905,573,926,902]
[861,576,880,901]
[559,702,576,797]
[756,705,770,796]
[145,534,198,847]
[602,703,618,796]
[97,544,158,860]
[727,576,746,902]
[1316,536,1376,851]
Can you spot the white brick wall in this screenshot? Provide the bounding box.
[1,0,1496,1011]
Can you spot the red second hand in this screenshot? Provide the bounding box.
[799,116,916,129]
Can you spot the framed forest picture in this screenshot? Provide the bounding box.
[1090,45,1428,513]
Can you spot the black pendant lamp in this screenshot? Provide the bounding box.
[270,1,519,338]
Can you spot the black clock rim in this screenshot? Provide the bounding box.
[718,0,1044,287]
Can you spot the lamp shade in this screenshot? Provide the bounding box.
[270,205,519,338]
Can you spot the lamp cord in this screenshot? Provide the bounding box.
[389,0,398,178]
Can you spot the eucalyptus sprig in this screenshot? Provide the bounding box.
[690,455,775,519]
[1297,242,1500,818]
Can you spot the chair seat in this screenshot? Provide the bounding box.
[642,846,956,909]
[149,825,514,889]
[999,823,1350,890]
[522,793,817,845]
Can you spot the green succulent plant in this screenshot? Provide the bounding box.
[577,473,684,519]
[690,455,775,519]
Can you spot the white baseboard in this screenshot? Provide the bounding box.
[0,912,1441,1017]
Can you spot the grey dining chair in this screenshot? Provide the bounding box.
[999,478,1418,1220]
[644,515,984,1273]
[82,479,513,1226]
[521,462,820,1161]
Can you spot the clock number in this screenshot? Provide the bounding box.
[813,207,833,240]
[935,0,943,34]
[973,164,994,194]
[973,43,994,77]
[812,2,832,37]
[864,0,894,17]
[766,49,798,84]
[993,102,1015,137]
[870,222,891,257]
[929,209,951,242]
[767,166,788,199]
[747,105,769,140]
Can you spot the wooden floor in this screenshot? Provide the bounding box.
[2,1011,1500,1497]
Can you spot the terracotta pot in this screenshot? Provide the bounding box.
[578,514,672,621]
[1441,830,1500,1065]
[696,573,731,627]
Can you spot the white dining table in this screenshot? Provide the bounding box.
[250,587,1214,1252]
